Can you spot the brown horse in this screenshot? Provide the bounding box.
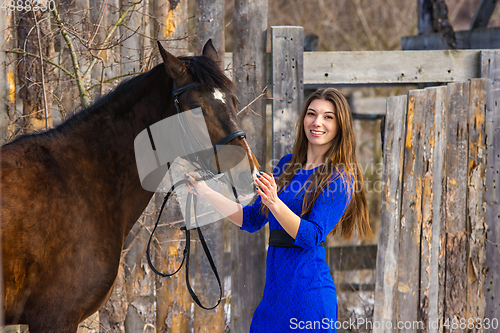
[1,40,259,332]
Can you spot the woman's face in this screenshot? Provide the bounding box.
[303,99,338,150]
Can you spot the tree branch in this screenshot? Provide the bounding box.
[51,4,90,108]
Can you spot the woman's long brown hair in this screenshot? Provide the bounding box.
[264,88,372,240]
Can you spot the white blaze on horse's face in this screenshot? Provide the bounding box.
[213,88,226,104]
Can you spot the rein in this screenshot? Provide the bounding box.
[146,81,245,310]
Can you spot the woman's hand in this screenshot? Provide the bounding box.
[254,171,280,209]
[185,172,212,197]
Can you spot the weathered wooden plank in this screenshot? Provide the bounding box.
[195,0,224,56]
[470,0,499,30]
[373,94,407,333]
[396,89,426,332]
[418,85,436,332]
[466,78,487,328]
[402,27,500,51]
[444,81,470,333]
[230,3,268,333]
[481,50,500,330]
[328,245,377,271]
[271,26,304,161]
[418,85,448,333]
[225,49,482,87]
[303,50,480,86]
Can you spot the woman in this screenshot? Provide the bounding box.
[186,88,372,332]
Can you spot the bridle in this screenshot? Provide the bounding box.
[146,81,247,310]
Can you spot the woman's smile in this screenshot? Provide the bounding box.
[304,99,338,148]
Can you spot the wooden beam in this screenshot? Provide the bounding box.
[271,26,304,161]
[402,27,500,51]
[230,3,268,333]
[470,0,499,30]
[302,50,479,85]
[225,49,482,86]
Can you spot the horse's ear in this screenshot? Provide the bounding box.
[157,41,188,82]
[202,39,219,63]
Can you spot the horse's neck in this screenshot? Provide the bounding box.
[62,75,174,237]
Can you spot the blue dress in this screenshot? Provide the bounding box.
[241,154,351,333]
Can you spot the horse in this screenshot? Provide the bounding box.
[1,40,259,332]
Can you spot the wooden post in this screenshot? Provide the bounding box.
[152,0,188,54]
[271,26,304,161]
[195,0,224,54]
[192,1,225,332]
[481,50,500,330]
[466,78,487,327]
[397,89,426,332]
[417,0,434,35]
[418,86,447,333]
[470,0,499,30]
[443,81,470,333]
[230,3,268,333]
[373,95,407,333]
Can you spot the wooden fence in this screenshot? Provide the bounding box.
[374,79,488,333]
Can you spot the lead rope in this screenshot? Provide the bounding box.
[146,178,222,310]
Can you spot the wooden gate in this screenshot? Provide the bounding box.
[374,79,489,333]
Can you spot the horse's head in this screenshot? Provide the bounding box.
[156,40,260,197]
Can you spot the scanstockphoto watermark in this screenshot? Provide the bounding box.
[290,318,426,331]
[290,317,499,331]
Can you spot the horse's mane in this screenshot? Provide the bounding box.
[5,54,234,146]
[178,55,234,93]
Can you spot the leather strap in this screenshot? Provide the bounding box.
[146,179,222,310]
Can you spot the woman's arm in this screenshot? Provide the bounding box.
[254,172,301,238]
[185,173,243,227]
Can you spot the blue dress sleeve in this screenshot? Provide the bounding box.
[241,154,293,233]
[292,175,352,249]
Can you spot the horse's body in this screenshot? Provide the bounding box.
[1,41,258,332]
